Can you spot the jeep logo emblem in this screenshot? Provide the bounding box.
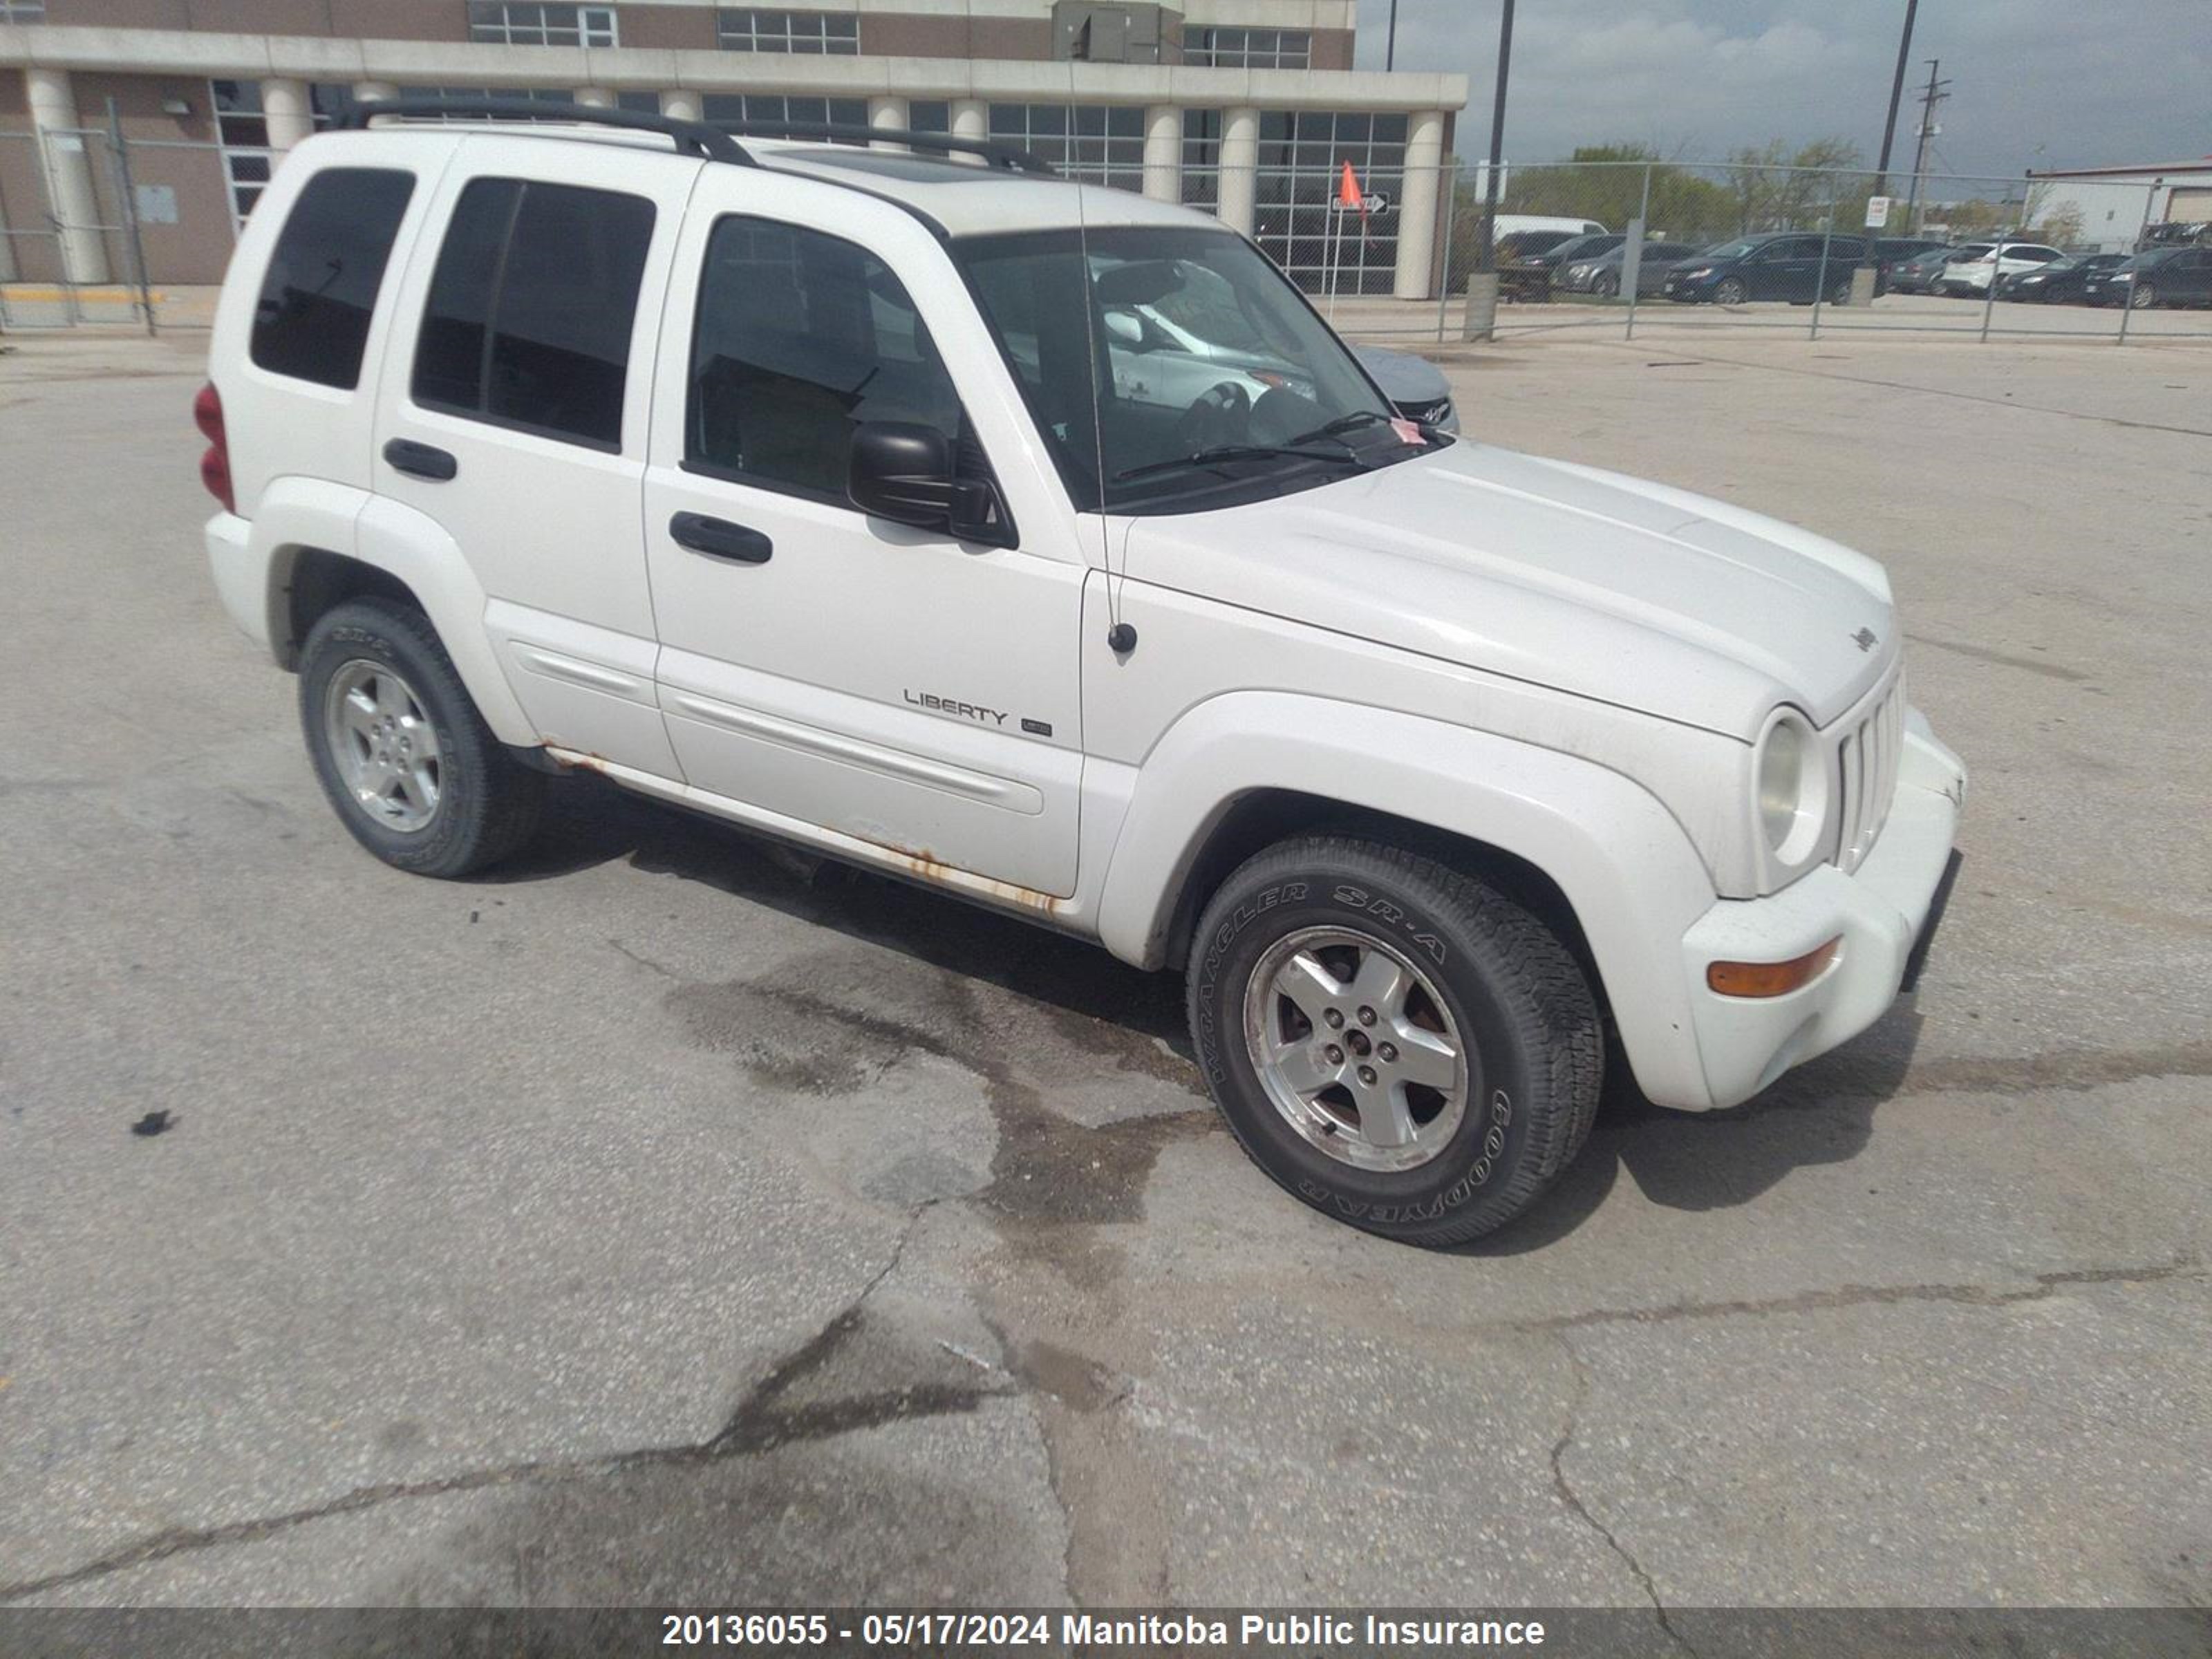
[1851,626,1878,653]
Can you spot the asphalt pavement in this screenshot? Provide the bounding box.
[1,328,2207,1631]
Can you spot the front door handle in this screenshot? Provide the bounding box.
[669,512,772,565]
[383,438,458,481]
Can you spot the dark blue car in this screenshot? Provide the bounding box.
[1661,232,1875,306]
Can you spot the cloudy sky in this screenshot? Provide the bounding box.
[1354,0,2211,181]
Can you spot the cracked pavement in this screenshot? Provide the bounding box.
[2,333,2209,1615]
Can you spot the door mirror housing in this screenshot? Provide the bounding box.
[848,422,1015,548]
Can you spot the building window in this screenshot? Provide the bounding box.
[1253,110,1409,296]
[395,86,577,122]
[700,94,870,143]
[209,81,357,227]
[617,91,661,115]
[1185,27,1309,69]
[467,3,617,46]
[1180,107,1220,210]
[715,8,859,53]
[988,104,1143,191]
[0,0,46,21]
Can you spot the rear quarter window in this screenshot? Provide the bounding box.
[250,167,416,391]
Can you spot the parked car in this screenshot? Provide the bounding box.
[1098,264,1460,433]
[1884,245,1955,294]
[1874,236,1949,270]
[1491,214,1609,245]
[1660,233,1872,305]
[1996,252,2127,303]
[1500,232,1624,302]
[198,102,1962,1247]
[1492,229,1578,265]
[1554,240,1704,298]
[1933,241,2063,297]
[1352,344,1459,433]
[2085,245,2212,309]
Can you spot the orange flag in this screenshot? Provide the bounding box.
[1338,160,1373,245]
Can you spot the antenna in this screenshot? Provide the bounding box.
[1066,66,1134,657]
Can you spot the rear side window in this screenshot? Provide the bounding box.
[250,167,415,390]
[686,216,966,503]
[412,177,655,450]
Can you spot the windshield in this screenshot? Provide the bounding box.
[953,225,1431,515]
[1700,241,1756,262]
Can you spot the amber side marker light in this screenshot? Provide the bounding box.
[1707,937,1841,998]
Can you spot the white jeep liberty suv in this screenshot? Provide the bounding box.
[198,102,1965,1246]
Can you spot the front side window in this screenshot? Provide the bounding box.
[955,225,1420,516]
[413,178,655,449]
[466,2,617,46]
[251,167,416,389]
[686,216,967,503]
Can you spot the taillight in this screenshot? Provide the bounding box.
[194,381,234,513]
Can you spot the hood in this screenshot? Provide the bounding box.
[1125,440,1898,738]
[1351,344,1452,404]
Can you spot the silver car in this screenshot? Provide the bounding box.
[1555,240,1707,299]
[1351,344,1459,433]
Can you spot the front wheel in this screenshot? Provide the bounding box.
[1714,277,1748,307]
[1593,272,1620,299]
[2130,281,2159,310]
[1186,837,1602,1246]
[299,599,544,878]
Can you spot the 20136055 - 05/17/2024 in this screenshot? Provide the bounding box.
[657,1611,1550,1647]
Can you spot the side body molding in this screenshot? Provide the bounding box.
[1091,692,1723,1109]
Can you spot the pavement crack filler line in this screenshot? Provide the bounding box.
[0,1199,993,1604]
[1546,1330,1698,1658]
[1506,1254,2201,1338]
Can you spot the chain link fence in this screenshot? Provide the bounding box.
[5,126,2206,345]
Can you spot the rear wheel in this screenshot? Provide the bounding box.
[1186,837,1602,1246]
[299,599,543,878]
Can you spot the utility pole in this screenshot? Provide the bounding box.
[1476,0,1515,274]
[1856,0,1919,296]
[1904,59,1950,235]
[1385,0,1398,71]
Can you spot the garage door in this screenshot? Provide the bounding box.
[2166,187,2212,223]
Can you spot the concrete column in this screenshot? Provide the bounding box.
[1392,107,1446,300]
[659,89,702,123]
[572,86,614,109]
[26,67,109,285]
[1216,104,1259,236]
[1142,102,1181,203]
[949,96,988,165]
[262,77,315,154]
[867,94,908,150]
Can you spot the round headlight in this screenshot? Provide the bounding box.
[1758,720,1807,850]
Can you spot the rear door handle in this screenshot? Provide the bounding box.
[669,512,772,565]
[383,438,458,482]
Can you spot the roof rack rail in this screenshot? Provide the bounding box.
[340,97,756,167]
[711,120,1056,176]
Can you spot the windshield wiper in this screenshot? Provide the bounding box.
[1291,409,1397,446]
[1114,443,1365,484]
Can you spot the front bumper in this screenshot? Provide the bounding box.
[1674,708,1965,1109]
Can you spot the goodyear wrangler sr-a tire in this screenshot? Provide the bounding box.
[1187,837,1602,1246]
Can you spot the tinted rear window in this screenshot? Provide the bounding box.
[250,167,415,390]
[412,177,655,450]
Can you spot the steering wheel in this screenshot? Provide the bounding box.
[1173,379,1252,453]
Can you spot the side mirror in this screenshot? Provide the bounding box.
[847,422,1015,547]
[1104,309,1145,347]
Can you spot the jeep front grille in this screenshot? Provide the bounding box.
[1835,674,1904,873]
